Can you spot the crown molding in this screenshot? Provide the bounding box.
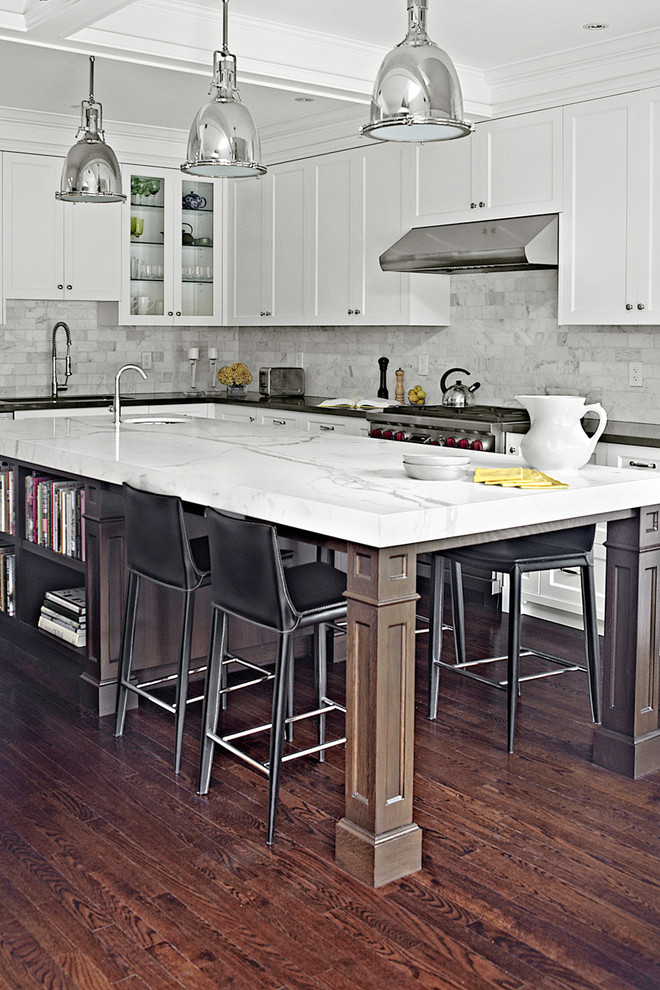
[488,30,660,115]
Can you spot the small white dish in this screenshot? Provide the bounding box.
[403,460,470,481]
[402,451,470,467]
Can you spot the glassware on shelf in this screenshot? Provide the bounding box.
[130,217,144,238]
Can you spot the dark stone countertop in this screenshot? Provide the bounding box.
[0,392,658,446]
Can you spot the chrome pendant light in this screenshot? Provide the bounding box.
[361,0,473,143]
[56,56,126,203]
[181,0,266,178]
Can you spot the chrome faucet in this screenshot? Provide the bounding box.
[51,322,72,398]
[112,364,148,426]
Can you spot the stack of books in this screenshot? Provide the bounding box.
[0,548,15,616]
[37,587,86,647]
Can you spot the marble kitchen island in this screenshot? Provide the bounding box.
[0,414,658,888]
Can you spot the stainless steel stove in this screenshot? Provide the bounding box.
[366,404,529,453]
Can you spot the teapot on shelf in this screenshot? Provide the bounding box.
[182,223,194,245]
[182,191,207,210]
[440,367,481,407]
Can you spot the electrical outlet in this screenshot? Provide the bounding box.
[141,351,153,370]
[295,351,304,367]
[417,354,429,376]
[628,361,643,387]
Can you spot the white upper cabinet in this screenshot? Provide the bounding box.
[121,165,224,326]
[228,161,307,326]
[414,107,562,225]
[559,88,660,325]
[310,144,449,326]
[2,152,121,301]
[228,144,449,327]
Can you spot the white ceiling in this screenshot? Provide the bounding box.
[0,0,658,140]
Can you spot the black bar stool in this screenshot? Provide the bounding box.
[198,508,347,846]
[114,484,212,774]
[428,524,601,753]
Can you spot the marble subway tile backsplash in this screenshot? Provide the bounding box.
[1,270,659,423]
[238,272,660,423]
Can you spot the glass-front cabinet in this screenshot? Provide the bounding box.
[121,166,224,325]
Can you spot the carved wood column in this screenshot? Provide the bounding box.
[593,505,660,777]
[335,541,422,887]
[81,480,127,717]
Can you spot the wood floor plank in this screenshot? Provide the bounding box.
[0,606,659,990]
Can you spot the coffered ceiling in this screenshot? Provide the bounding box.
[0,0,659,148]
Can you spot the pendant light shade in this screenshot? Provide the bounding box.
[361,0,472,143]
[181,0,266,178]
[56,56,126,203]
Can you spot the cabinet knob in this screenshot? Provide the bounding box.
[626,303,634,310]
[479,201,486,208]
[176,311,181,316]
[348,309,353,315]
[355,309,361,315]
[638,303,645,310]
[266,311,271,316]
[57,284,63,290]
[66,285,72,291]
[470,202,477,209]
[168,311,174,316]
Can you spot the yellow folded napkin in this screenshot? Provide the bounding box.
[474,467,568,489]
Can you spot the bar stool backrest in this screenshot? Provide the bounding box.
[205,508,298,634]
[123,483,201,590]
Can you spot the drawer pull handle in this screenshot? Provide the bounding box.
[273,419,286,425]
[560,568,579,575]
[320,425,335,431]
[629,460,656,469]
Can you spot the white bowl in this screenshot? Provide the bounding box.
[402,451,470,467]
[403,460,470,481]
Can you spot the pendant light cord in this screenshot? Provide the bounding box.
[221,0,229,57]
[88,55,95,103]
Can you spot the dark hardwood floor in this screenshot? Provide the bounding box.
[0,600,659,990]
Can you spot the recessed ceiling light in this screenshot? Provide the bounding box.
[295,97,314,103]
[583,22,609,30]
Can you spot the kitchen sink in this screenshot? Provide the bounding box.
[122,416,189,425]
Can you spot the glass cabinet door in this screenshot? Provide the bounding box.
[122,167,224,325]
[180,179,215,320]
[127,170,167,320]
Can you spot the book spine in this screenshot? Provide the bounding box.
[40,605,86,631]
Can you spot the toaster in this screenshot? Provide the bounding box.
[259,367,305,397]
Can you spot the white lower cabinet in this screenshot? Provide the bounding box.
[303,414,369,437]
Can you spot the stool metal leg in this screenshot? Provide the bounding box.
[315,623,328,760]
[173,590,195,775]
[198,608,226,795]
[267,632,293,846]
[507,567,522,754]
[450,559,467,665]
[114,571,140,738]
[580,562,602,724]
[428,554,445,720]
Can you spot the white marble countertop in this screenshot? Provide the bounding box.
[0,415,657,548]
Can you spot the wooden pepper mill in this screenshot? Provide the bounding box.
[395,368,405,405]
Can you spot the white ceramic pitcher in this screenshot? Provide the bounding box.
[515,395,607,475]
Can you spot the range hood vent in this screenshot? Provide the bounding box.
[380,214,558,274]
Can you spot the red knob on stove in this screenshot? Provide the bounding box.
[445,437,456,447]
[394,431,407,442]
[472,439,484,451]
[457,438,470,449]
[382,430,394,440]
[430,439,441,446]
[371,428,382,438]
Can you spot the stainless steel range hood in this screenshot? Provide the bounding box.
[380,213,558,274]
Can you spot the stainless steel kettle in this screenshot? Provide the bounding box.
[440,367,481,407]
